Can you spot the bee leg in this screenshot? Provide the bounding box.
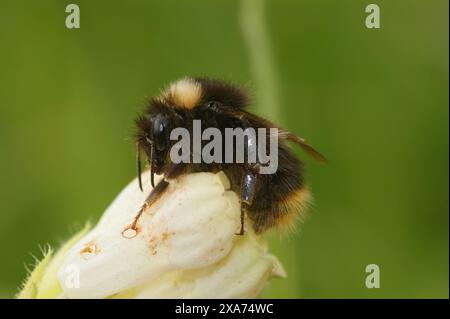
[129,179,169,231]
[207,106,260,235]
[237,169,258,235]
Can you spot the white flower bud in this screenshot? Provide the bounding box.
[19,171,285,299]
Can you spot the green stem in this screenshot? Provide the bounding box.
[240,0,282,123]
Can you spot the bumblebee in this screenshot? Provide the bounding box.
[131,78,326,235]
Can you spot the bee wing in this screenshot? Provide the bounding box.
[279,130,328,163]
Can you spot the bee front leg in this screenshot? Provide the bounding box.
[237,168,258,235]
[129,179,169,232]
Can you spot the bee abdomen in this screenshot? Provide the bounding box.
[249,184,311,234]
[245,142,311,233]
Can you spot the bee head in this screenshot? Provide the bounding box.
[135,102,182,187]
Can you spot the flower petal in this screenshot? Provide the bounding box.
[57,172,240,298]
[121,230,286,298]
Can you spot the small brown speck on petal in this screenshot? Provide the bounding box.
[80,240,101,259]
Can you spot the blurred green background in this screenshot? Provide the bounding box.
[0,0,448,298]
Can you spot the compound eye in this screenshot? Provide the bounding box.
[152,116,169,151]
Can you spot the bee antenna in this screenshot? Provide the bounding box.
[136,142,143,192]
[150,144,155,188]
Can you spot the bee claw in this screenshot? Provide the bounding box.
[235,224,245,236]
